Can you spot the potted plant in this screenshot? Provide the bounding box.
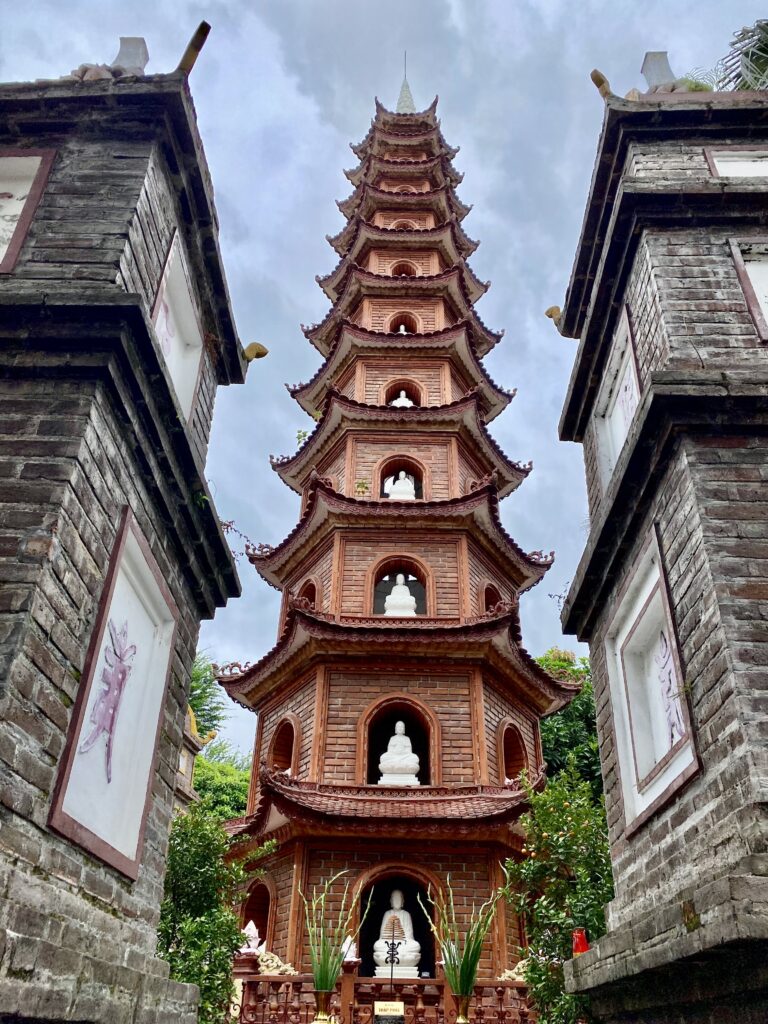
[301,870,369,1023]
[420,876,503,1024]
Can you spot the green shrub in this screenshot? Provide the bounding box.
[158,804,273,1024]
[504,765,613,1024]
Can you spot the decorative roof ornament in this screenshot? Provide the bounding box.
[396,51,416,113]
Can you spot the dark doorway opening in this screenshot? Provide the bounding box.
[359,875,435,979]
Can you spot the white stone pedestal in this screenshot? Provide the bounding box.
[374,964,421,979]
[378,773,419,787]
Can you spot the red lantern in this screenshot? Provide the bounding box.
[572,927,590,956]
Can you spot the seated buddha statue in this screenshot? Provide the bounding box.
[373,889,421,977]
[383,573,417,616]
[387,470,416,501]
[378,720,420,786]
[389,389,414,408]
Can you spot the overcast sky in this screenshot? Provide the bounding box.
[2,2,762,754]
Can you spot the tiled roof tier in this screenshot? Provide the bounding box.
[328,215,479,260]
[317,254,488,305]
[351,123,458,161]
[373,95,439,132]
[287,321,512,423]
[337,182,471,223]
[225,767,547,841]
[246,472,550,593]
[217,601,579,715]
[344,153,463,190]
[302,265,501,357]
[269,390,529,496]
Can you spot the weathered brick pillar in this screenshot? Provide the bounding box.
[0,70,245,1021]
[556,88,768,1020]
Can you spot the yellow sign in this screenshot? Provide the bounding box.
[374,1002,405,1016]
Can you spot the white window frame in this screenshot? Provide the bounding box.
[708,148,768,178]
[151,231,205,420]
[604,533,696,832]
[0,149,55,273]
[593,306,640,490]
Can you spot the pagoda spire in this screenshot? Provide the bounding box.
[396,53,416,113]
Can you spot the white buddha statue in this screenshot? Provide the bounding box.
[373,889,421,977]
[378,720,420,786]
[383,573,418,617]
[389,389,414,408]
[387,470,416,501]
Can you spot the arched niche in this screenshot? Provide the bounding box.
[390,219,418,230]
[390,260,419,278]
[369,555,430,617]
[267,714,301,776]
[378,455,425,501]
[296,576,321,610]
[354,864,440,979]
[387,311,420,335]
[483,583,502,613]
[359,693,439,786]
[498,719,528,784]
[381,379,424,407]
[394,185,417,194]
[241,877,275,949]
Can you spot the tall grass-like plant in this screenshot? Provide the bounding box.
[300,871,368,992]
[419,875,503,998]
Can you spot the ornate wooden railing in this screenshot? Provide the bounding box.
[232,969,535,1024]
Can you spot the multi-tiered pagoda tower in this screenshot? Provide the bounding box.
[221,82,577,982]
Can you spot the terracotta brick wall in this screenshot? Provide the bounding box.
[294,843,514,978]
[374,210,435,230]
[467,541,513,615]
[358,357,448,406]
[339,533,462,617]
[258,675,318,781]
[368,249,441,276]
[364,298,444,333]
[349,436,452,500]
[483,681,538,784]
[323,668,475,783]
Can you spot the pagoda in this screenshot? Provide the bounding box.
[220,79,578,987]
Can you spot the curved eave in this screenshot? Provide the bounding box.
[351,124,459,161]
[337,182,471,223]
[320,220,481,294]
[373,95,439,131]
[288,322,512,423]
[317,252,488,305]
[328,214,479,260]
[344,153,463,189]
[269,390,528,495]
[302,266,501,357]
[248,474,548,592]
[262,768,540,824]
[218,603,578,716]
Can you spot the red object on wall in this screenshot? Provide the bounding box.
[572,928,590,956]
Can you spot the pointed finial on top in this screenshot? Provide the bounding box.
[396,52,416,113]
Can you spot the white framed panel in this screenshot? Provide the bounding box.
[152,232,204,419]
[50,508,178,878]
[0,149,55,273]
[593,307,640,490]
[710,149,768,177]
[604,533,696,832]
